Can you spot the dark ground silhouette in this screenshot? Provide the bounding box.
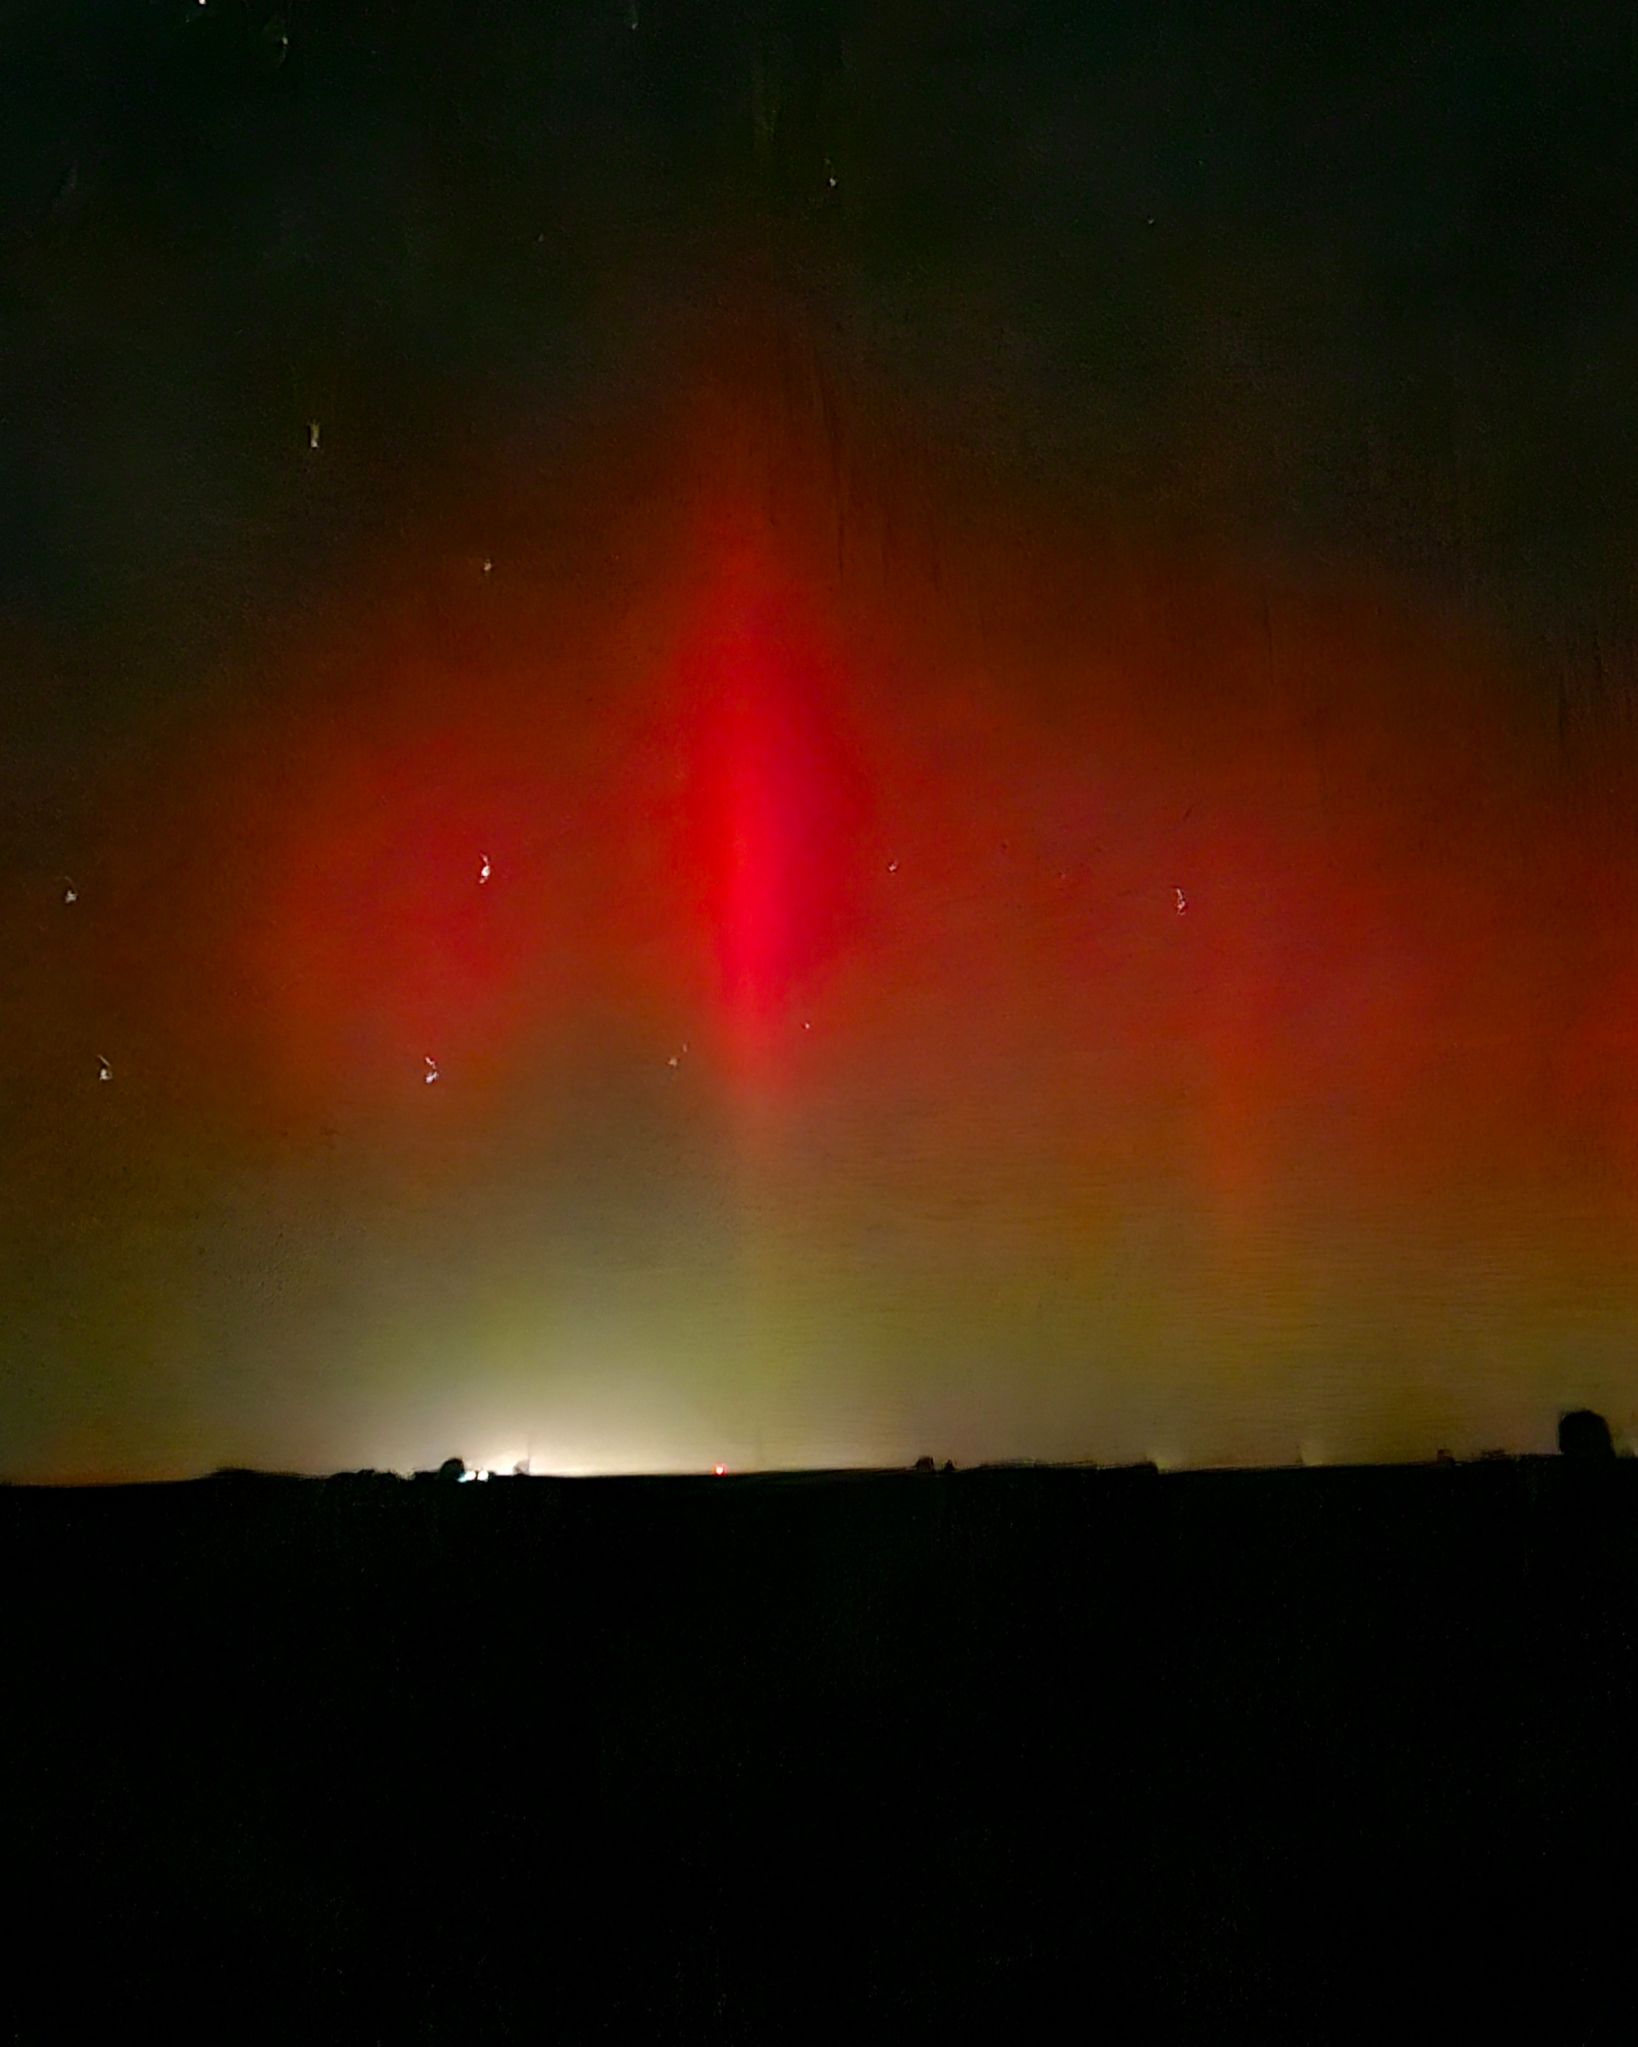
[6,1443,1635,2040]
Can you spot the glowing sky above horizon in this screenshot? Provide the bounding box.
[3,2,1637,1478]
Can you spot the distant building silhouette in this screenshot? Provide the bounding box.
[1558,1409,1615,1460]
[913,1456,936,1473]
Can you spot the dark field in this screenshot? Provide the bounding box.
[6,1460,1634,2039]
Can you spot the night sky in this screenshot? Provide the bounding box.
[4,1,1638,1480]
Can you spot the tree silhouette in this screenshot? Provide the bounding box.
[1558,1410,1615,1459]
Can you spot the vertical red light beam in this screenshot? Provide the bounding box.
[672,524,874,1097]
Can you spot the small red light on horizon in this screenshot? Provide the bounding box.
[713,1463,727,1476]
